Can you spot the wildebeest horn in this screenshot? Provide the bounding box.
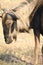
[13,12,20,19]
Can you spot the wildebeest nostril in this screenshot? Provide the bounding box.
[5,36,13,44]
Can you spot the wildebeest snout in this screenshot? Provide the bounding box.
[5,35,13,44]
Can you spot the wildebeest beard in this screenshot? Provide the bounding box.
[2,12,18,44]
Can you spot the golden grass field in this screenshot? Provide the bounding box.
[0,0,43,65]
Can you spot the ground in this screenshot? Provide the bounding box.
[0,0,43,65]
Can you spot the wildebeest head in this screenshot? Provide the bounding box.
[2,12,18,44]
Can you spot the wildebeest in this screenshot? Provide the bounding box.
[0,0,40,44]
[0,0,43,65]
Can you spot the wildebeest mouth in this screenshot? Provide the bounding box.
[4,35,13,44]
